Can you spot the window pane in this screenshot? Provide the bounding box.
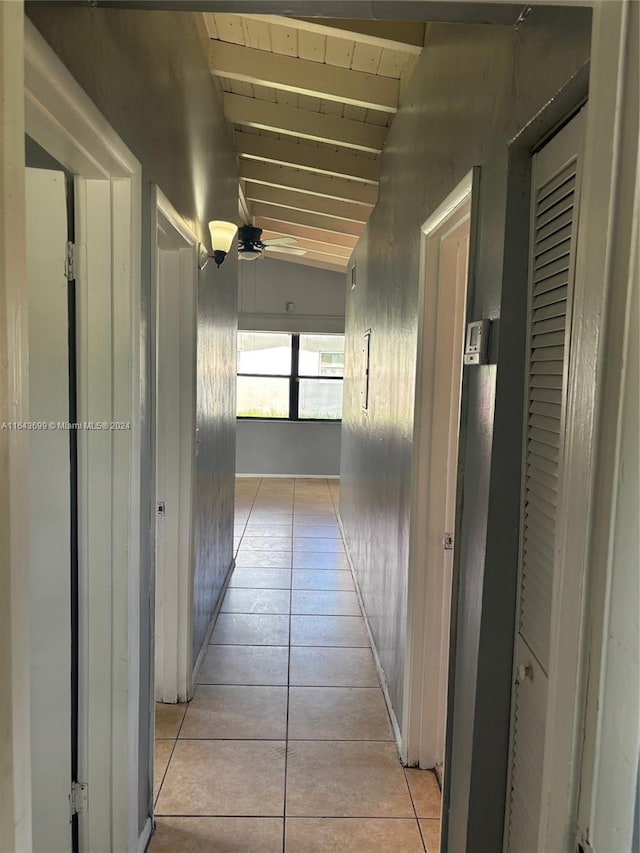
[299,379,343,420]
[237,332,292,375]
[299,334,345,377]
[237,377,289,418]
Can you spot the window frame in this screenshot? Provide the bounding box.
[237,332,344,422]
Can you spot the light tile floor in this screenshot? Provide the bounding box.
[151,478,441,852]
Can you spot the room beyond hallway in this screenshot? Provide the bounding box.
[151,478,440,851]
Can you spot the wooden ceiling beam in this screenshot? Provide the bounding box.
[244,183,370,224]
[251,201,364,236]
[254,216,359,249]
[210,41,398,113]
[239,160,378,206]
[225,93,387,153]
[241,15,425,54]
[234,131,380,184]
[238,182,251,223]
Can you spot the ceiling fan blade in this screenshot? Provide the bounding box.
[266,245,307,256]
[262,236,297,246]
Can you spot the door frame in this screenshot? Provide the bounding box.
[24,19,145,853]
[151,185,198,704]
[402,169,476,769]
[0,4,31,850]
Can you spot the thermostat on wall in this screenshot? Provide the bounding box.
[464,320,490,365]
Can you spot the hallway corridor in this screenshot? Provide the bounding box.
[151,478,441,851]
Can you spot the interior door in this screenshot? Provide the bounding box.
[432,219,469,784]
[504,108,586,851]
[26,167,74,852]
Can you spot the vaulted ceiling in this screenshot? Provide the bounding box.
[203,14,425,272]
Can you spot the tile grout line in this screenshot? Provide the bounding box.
[282,479,296,852]
[154,706,188,813]
[233,476,262,559]
[403,767,429,852]
[210,643,371,649]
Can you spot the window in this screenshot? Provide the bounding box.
[237,331,344,420]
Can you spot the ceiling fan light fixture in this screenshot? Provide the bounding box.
[238,247,262,261]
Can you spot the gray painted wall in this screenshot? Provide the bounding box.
[238,257,345,476]
[26,5,238,837]
[239,256,346,334]
[237,420,341,476]
[339,8,591,853]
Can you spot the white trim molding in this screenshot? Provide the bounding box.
[0,4,32,852]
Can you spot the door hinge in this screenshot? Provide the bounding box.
[443,533,454,550]
[70,781,88,816]
[576,828,594,853]
[65,241,76,281]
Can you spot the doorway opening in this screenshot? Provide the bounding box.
[403,172,475,790]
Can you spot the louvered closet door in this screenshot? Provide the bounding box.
[505,107,586,853]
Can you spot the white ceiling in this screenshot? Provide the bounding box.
[204,13,425,271]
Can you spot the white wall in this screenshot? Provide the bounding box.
[237,420,341,477]
[237,258,346,477]
[239,256,346,334]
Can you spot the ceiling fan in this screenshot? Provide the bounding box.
[238,224,307,262]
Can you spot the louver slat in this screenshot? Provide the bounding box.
[535,223,573,256]
[533,298,568,322]
[536,174,575,215]
[526,464,559,496]
[529,400,561,419]
[530,360,564,376]
[533,254,571,283]
[533,315,566,335]
[534,238,572,272]
[527,450,559,477]
[536,206,573,243]
[529,373,563,390]
[536,191,574,229]
[537,160,577,202]
[533,284,568,310]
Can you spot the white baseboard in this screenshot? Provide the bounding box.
[337,513,404,753]
[191,557,236,686]
[137,816,153,853]
[236,473,339,479]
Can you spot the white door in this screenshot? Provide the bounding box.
[504,108,586,852]
[404,173,472,774]
[26,167,73,852]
